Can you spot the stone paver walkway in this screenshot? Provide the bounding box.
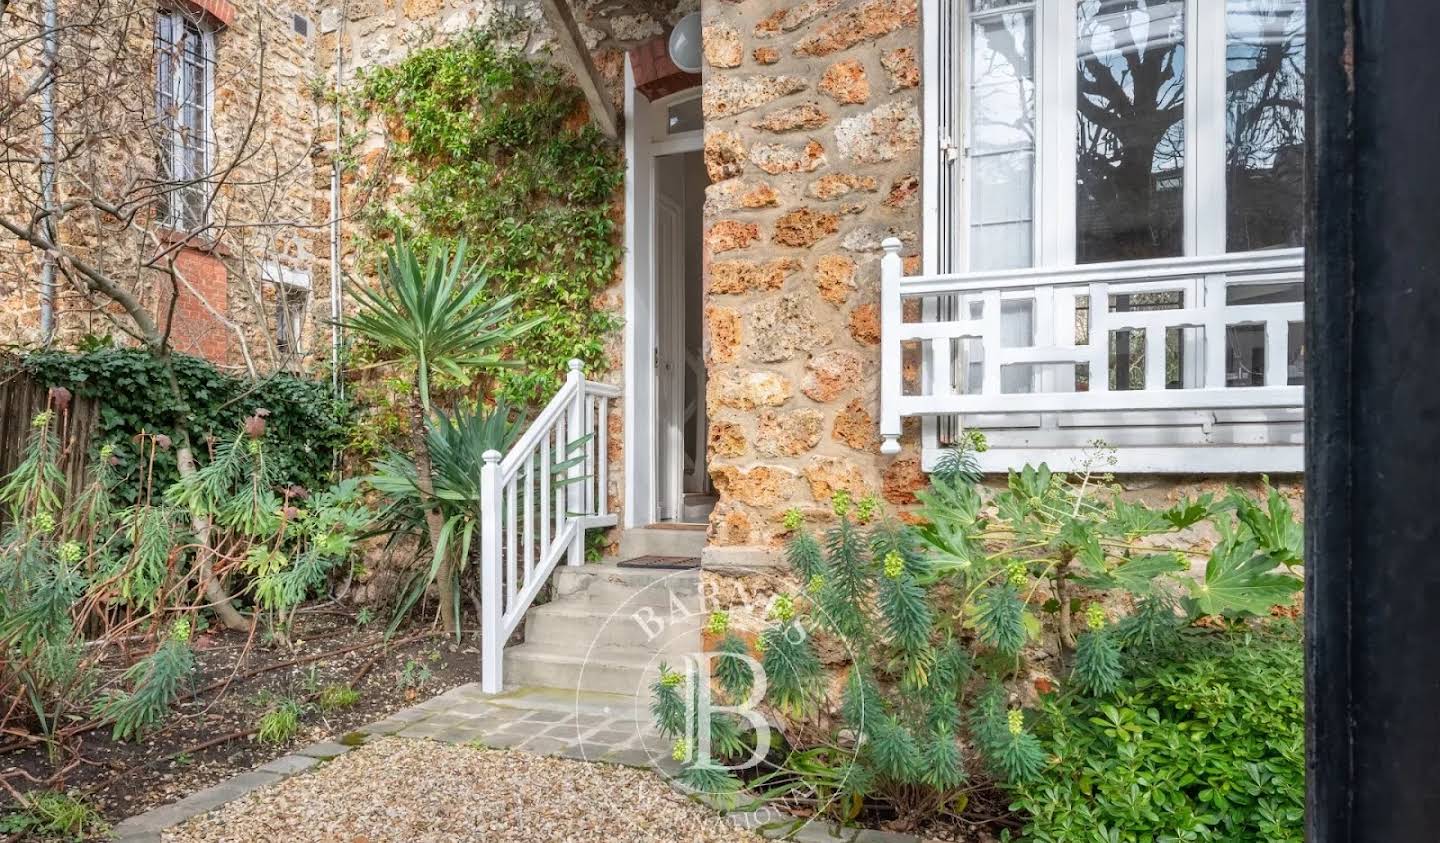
[364,683,670,768]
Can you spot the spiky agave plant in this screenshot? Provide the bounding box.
[345,238,544,634]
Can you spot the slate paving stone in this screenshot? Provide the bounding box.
[295,741,352,759]
[521,709,572,723]
[257,754,320,775]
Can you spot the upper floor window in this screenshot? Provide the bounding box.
[156,11,215,230]
[943,0,1306,273]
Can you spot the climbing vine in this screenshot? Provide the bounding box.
[349,27,624,409]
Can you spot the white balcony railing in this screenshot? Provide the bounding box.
[878,239,1306,471]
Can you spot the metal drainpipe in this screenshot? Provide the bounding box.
[37,0,58,344]
[329,2,346,400]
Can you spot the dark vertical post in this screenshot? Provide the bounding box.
[1307,0,1440,839]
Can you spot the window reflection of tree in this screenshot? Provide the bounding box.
[1077,0,1186,264]
[1227,0,1305,251]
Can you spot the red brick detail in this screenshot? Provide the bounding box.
[629,36,700,101]
[164,247,231,364]
[175,0,236,28]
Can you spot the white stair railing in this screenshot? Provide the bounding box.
[480,360,619,693]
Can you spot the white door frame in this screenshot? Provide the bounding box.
[623,58,703,528]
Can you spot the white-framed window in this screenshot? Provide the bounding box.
[263,263,311,355]
[156,10,216,230]
[920,0,1306,462]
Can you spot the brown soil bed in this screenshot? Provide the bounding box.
[0,611,480,827]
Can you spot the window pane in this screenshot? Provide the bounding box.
[1226,0,1306,252]
[969,9,1035,271]
[1076,0,1186,263]
[1226,324,1266,386]
[667,97,701,134]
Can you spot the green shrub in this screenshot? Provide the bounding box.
[0,790,107,840]
[317,684,360,712]
[256,699,305,744]
[22,349,350,507]
[652,439,1304,836]
[1013,624,1303,842]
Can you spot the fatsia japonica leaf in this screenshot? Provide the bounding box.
[1162,494,1217,529]
[1109,552,1187,594]
[1229,485,1303,566]
[1104,499,1170,539]
[1189,537,1302,617]
[1055,519,1107,573]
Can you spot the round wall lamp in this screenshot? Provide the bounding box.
[668,13,702,74]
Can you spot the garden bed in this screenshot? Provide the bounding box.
[1,612,478,827]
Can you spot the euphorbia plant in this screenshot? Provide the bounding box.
[652,437,1304,833]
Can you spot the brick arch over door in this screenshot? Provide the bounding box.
[628,35,700,101]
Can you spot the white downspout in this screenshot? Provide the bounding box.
[328,4,347,400]
[38,0,58,344]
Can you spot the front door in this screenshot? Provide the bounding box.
[623,74,710,527]
[654,191,686,522]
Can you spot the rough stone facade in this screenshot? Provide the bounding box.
[0,0,1300,569]
[699,0,922,565]
[0,1,331,375]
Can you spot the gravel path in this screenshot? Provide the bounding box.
[163,738,763,843]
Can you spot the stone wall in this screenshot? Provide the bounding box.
[0,1,331,374]
[700,0,924,565]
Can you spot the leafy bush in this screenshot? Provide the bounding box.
[317,684,360,712]
[0,790,107,840]
[653,440,1304,837]
[256,698,304,744]
[1013,624,1303,842]
[23,349,350,507]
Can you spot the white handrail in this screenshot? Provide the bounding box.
[878,238,1306,456]
[480,360,619,693]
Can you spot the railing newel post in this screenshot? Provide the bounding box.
[480,449,504,694]
[879,238,904,455]
[565,359,585,567]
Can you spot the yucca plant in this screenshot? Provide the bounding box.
[369,400,525,633]
[345,238,543,634]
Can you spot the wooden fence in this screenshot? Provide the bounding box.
[0,360,97,516]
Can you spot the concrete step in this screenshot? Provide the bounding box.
[683,494,717,523]
[551,562,702,609]
[504,643,684,697]
[614,526,707,560]
[525,601,703,652]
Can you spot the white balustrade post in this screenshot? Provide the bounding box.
[565,359,585,566]
[479,449,504,694]
[879,238,904,455]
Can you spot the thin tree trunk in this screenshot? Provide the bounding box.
[410,389,453,633]
[153,346,247,633]
[176,445,248,632]
[1055,549,1076,652]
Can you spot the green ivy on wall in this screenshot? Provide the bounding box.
[24,350,350,507]
[351,28,625,407]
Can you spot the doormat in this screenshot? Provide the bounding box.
[616,555,700,570]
